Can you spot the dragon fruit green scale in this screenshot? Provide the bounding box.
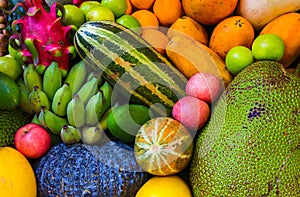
[9,0,76,74]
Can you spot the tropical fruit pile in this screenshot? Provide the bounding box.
[0,0,299,196]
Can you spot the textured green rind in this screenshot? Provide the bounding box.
[190,61,300,196]
[74,21,187,116]
[0,108,31,147]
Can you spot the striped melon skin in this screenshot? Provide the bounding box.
[74,21,187,116]
[35,141,149,197]
[134,117,194,176]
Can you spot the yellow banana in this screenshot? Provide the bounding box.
[43,62,62,101]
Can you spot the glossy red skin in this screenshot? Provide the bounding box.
[14,123,51,159]
[185,72,222,103]
[172,96,210,131]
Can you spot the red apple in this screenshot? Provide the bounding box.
[185,72,222,103]
[172,96,210,131]
[14,123,51,159]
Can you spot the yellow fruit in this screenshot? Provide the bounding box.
[136,175,192,197]
[0,147,37,197]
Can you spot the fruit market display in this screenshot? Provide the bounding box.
[0,0,299,196]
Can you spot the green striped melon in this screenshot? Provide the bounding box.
[74,21,187,116]
[134,117,194,176]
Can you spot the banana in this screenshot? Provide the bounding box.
[85,90,103,126]
[64,60,87,95]
[43,61,62,101]
[60,124,81,144]
[81,125,103,145]
[17,78,34,114]
[77,76,99,105]
[38,106,47,128]
[23,63,43,92]
[51,83,72,117]
[29,85,51,114]
[31,114,40,125]
[66,94,85,128]
[99,81,113,117]
[43,107,69,135]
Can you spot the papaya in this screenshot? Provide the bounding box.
[259,12,300,67]
[166,36,233,87]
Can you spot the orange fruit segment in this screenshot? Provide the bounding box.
[209,15,255,60]
[153,0,182,26]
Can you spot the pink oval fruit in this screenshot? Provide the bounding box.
[185,72,222,103]
[172,96,210,131]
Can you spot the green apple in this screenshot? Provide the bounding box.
[85,6,115,22]
[0,56,23,80]
[225,46,254,75]
[101,0,127,18]
[251,34,285,61]
[62,4,85,28]
[116,14,142,35]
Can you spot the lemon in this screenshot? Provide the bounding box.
[136,175,192,197]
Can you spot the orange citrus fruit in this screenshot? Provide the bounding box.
[141,28,169,54]
[153,0,182,26]
[209,15,255,60]
[131,9,159,29]
[130,0,155,10]
[136,175,192,197]
[125,0,132,14]
[167,16,208,46]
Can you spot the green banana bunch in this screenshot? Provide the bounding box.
[51,83,72,117]
[39,107,69,135]
[23,64,43,92]
[81,125,103,145]
[29,86,51,114]
[85,90,103,126]
[16,78,34,114]
[77,76,99,105]
[43,62,62,101]
[99,81,113,117]
[60,124,81,144]
[37,106,47,128]
[31,114,40,124]
[67,94,85,128]
[64,60,87,95]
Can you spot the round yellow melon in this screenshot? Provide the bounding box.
[0,147,37,197]
[134,117,194,176]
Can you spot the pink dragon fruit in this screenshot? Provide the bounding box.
[9,0,76,74]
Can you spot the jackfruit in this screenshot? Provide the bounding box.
[190,61,300,196]
[0,108,31,147]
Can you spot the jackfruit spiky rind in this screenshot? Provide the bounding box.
[0,108,31,147]
[190,61,300,196]
[35,141,149,197]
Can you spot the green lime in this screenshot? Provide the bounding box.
[62,4,85,28]
[101,0,127,18]
[225,46,254,75]
[79,1,102,16]
[116,14,142,34]
[0,72,21,110]
[251,34,285,61]
[85,5,115,21]
[0,56,23,81]
[107,104,153,143]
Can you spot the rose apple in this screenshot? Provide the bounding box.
[14,123,51,159]
[185,72,222,103]
[172,96,210,131]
